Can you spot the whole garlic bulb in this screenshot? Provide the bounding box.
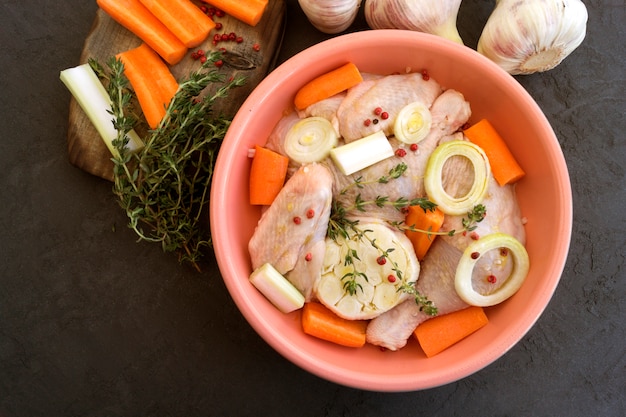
[364,0,464,45]
[477,0,588,75]
[298,0,362,34]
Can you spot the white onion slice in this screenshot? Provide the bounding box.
[424,140,490,215]
[455,233,530,307]
[284,116,339,164]
[393,102,432,144]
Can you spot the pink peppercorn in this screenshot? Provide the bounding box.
[395,149,407,157]
[387,275,396,283]
[305,253,313,262]
[293,216,301,225]
[376,256,386,265]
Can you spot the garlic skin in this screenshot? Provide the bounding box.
[298,0,362,34]
[477,0,588,75]
[364,0,464,45]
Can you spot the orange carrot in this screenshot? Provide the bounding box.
[414,306,489,357]
[249,145,289,205]
[117,43,179,129]
[97,0,187,65]
[139,0,216,48]
[200,0,268,26]
[463,119,525,186]
[301,302,368,348]
[294,62,363,110]
[404,205,445,261]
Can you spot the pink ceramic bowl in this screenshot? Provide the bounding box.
[210,31,572,391]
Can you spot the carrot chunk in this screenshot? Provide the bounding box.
[200,0,268,26]
[414,306,489,357]
[404,205,445,261]
[294,62,363,110]
[117,43,179,129]
[97,0,188,65]
[139,0,216,48]
[301,302,368,348]
[249,146,289,206]
[463,119,525,186]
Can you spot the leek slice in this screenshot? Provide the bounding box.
[424,140,490,215]
[284,117,339,164]
[455,233,530,307]
[330,130,394,175]
[393,102,432,144]
[60,63,144,157]
[249,263,305,313]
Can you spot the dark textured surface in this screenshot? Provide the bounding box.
[1,0,624,415]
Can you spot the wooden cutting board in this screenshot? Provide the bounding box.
[67,1,286,181]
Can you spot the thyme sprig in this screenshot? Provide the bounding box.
[340,163,409,194]
[398,282,438,316]
[390,204,487,238]
[99,53,245,271]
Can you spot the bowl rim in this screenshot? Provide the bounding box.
[210,30,573,391]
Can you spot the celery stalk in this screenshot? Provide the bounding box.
[60,63,144,157]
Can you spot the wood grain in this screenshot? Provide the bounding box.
[67,1,286,181]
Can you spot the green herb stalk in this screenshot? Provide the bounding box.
[94,53,245,271]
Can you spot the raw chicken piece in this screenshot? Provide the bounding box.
[366,173,526,351]
[337,72,443,143]
[327,89,472,224]
[248,163,334,300]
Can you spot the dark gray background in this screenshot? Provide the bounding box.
[1,0,624,415]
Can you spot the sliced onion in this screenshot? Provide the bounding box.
[393,102,432,144]
[455,233,530,307]
[424,140,490,215]
[284,116,339,164]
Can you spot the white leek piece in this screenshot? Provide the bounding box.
[393,101,432,144]
[284,116,339,164]
[455,233,530,307]
[330,130,394,175]
[60,63,144,157]
[249,263,305,313]
[424,140,490,215]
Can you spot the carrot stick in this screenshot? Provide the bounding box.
[294,62,363,110]
[301,302,368,348]
[139,0,216,48]
[463,119,525,186]
[117,43,179,129]
[97,0,188,65]
[414,306,489,357]
[249,145,289,205]
[404,205,445,261]
[199,0,268,26]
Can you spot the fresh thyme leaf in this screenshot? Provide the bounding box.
[102,52,245,271]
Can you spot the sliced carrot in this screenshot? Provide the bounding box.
[414,306,489,357]
[97,0,187,65]
[294,62,363,110]
[249,145,289,205]
[301,302,368,348]
[463,119,525,186]
[200,0,268,26]
[117,43,179,129]
[404,205,445,261]
[139,0,216,48]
